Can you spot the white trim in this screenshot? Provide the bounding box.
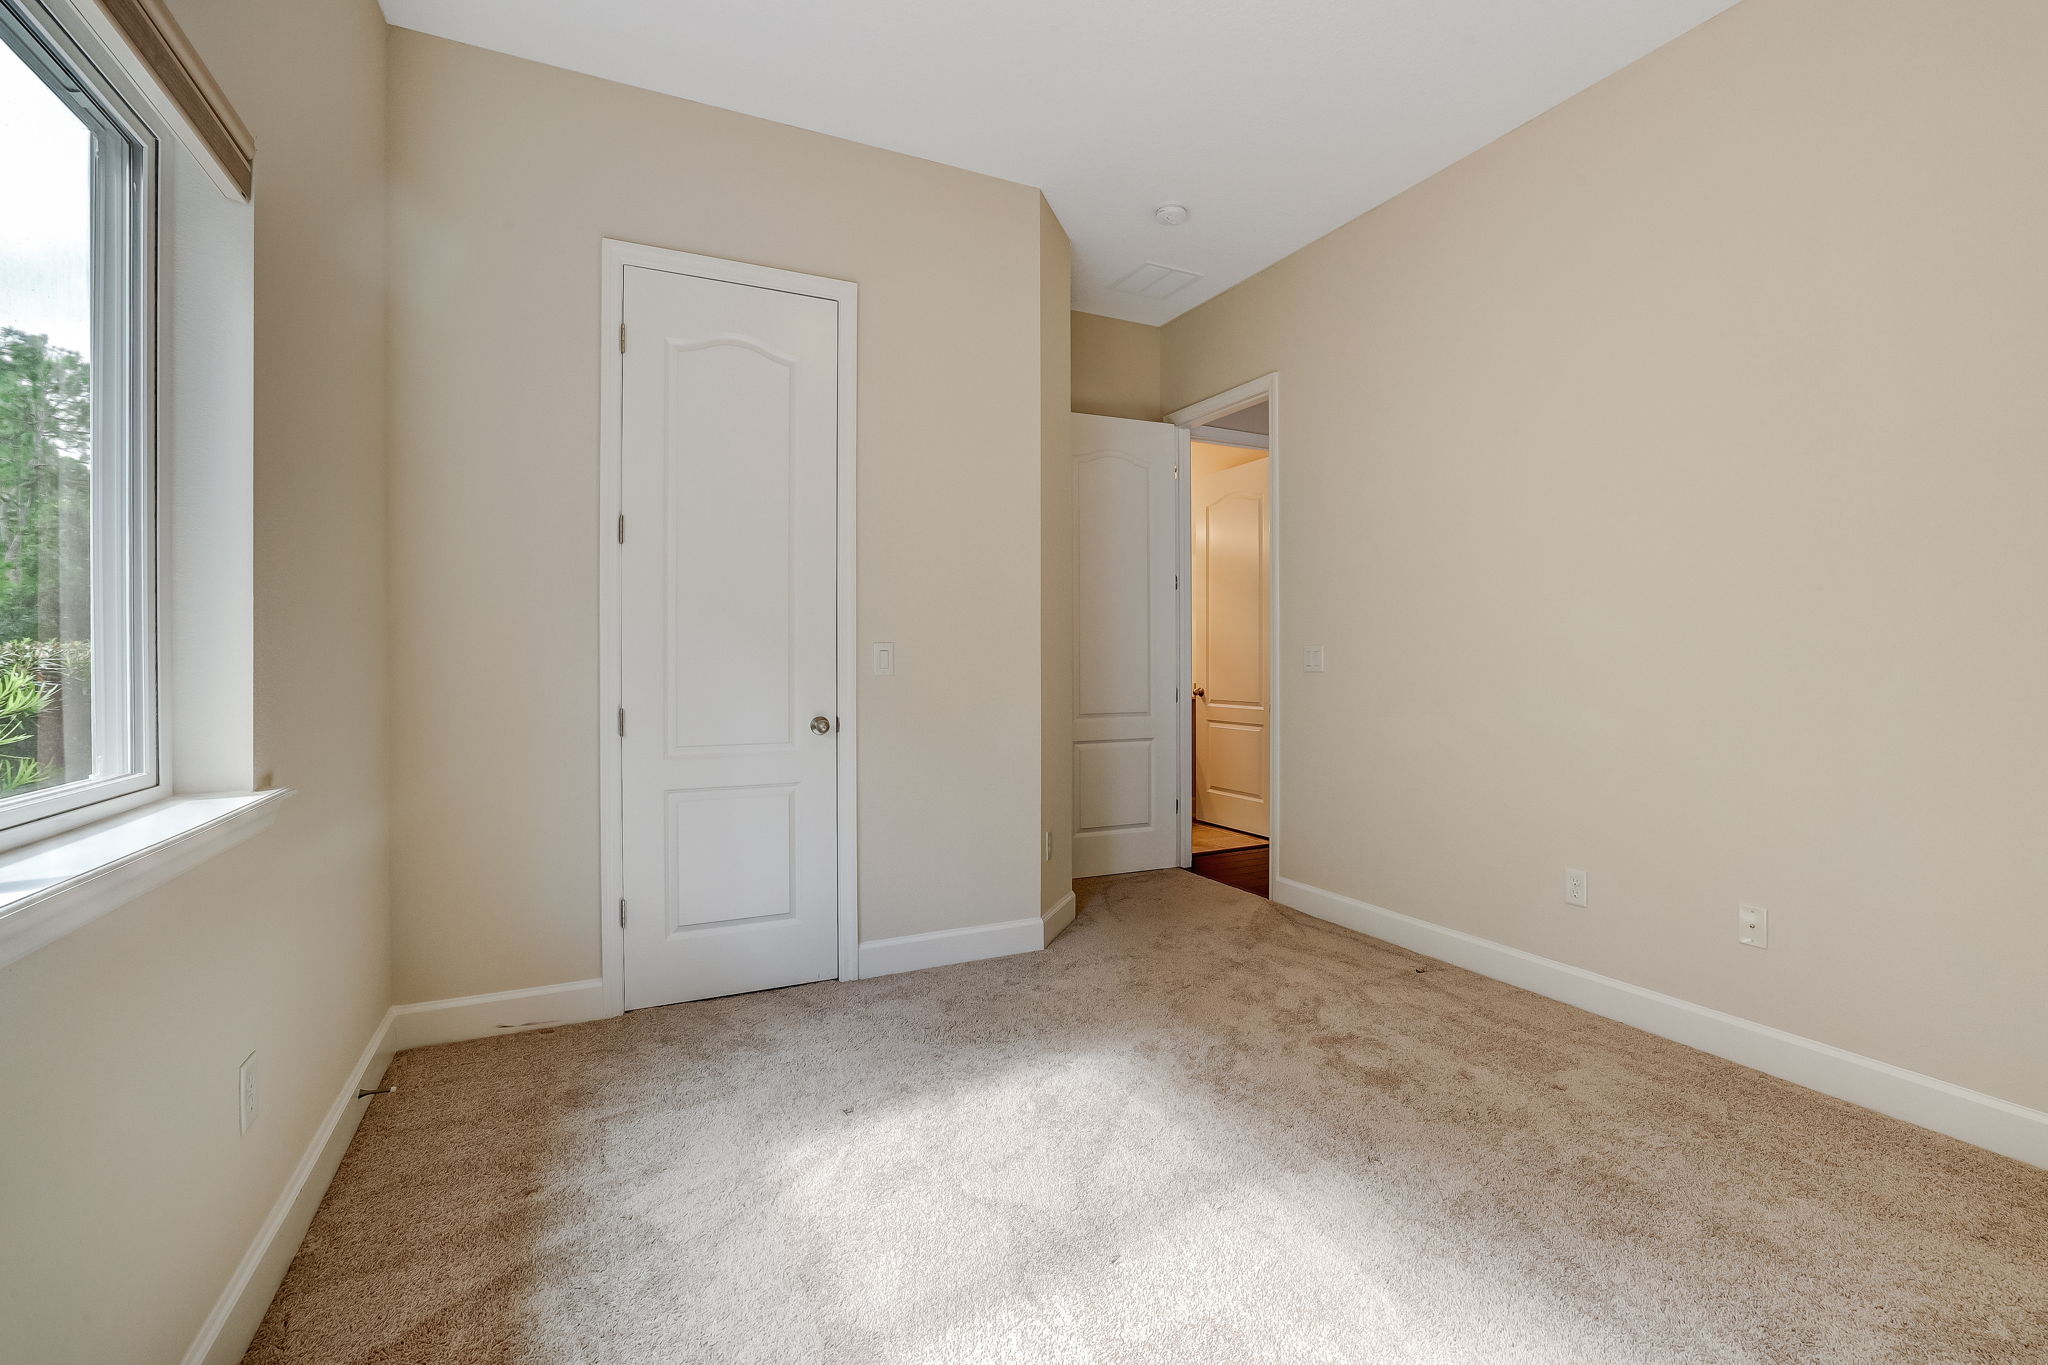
[1174,439,1191,866]
[1168,375,1281,873]
[832,269,860,985]
[597,246,625,1015]
[182,974,633,1363]
[857,916,1044,979]
[1273,876,2048,1170]
[387,978,612,1052]
[0,0,163,845]
[0,789,287,970]
[596,239,861,1013]
[182,1005,398,1365]
[1041,889,1077,946]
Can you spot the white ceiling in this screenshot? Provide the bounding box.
[378,0,1740,325]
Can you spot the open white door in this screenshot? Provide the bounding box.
[617,263,842,1008]
[1071,414,1181,877]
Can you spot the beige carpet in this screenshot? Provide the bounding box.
[246,871,2048,1364]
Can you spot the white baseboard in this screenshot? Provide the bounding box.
[1273,877,2048,1170]
[859,915,1044,978]
[182,976,619,1364]
[1041,890,1077,946]
[387,978,614,1052]
[183,1007,399,1365]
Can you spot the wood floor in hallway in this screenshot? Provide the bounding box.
[1190,821,1269,895]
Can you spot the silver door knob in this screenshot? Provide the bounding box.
[811,715,833,735]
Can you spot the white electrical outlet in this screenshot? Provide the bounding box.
[1564,868,1588,907]
[1739,903,1769,948]
[1304,645,1326,673]
[238,1051,259,1135]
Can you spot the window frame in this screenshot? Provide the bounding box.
[0,0,162,851]
[0,0,281,977]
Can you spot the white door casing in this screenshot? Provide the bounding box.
[614,257,846,1009]
[1071,414,1181,877]
[1192,453,1270,834]
[1167,372,1282,876]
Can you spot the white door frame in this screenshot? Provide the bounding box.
[1166,374,1280,874]
[597,238,861,1014]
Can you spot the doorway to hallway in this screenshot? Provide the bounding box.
[1069,374,1279,896]
[1190,821,1269,895]
[1185,397,1271,897]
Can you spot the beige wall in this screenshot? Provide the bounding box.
[1162,0,2048,1111]
[0,1,392,1360]
[1071,310,1162,421]
[1040,203,1076,916]
[386,31,1051,998]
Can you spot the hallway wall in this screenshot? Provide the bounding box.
[1071,310,1163,421]
[1041,205,1076,922]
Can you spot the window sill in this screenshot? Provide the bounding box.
[0,789,292,971]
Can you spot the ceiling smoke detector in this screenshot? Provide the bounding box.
[1153,203,1190,227]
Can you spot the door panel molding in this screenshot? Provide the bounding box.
[599,240,859,1016]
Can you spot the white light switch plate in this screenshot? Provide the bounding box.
[1304,645,1326,673]
[872,642,895,675]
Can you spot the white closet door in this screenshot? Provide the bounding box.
[619,264,839,1008]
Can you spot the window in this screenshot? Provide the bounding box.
[0,2,155,838]
[0,0,274,969]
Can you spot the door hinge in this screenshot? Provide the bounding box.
[1174,573,1180,590]
[1174,798,1181,812]
[617,707,625,736]
[617,513,625,544]
[619,321,627,353]
[618,898,627,928]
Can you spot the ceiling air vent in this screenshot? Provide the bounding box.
[1110,262,1201,300]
